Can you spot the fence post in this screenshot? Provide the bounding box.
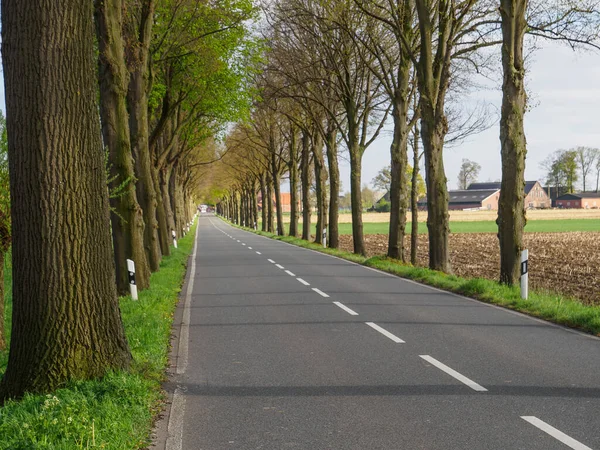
[323,228,327,248]
[520,249,528,299]
[172,230,178,249]
[126,259,138,301]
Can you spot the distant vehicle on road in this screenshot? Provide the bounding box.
[200,204,208,213]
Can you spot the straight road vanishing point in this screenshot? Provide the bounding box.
[153,214,600,450]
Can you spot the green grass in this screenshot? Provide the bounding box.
[0,225,196,449]
[262,219,600,235]
[236,222,600,337]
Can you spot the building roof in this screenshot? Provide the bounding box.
[467,181,540,195]
[418,189,499,205]
[557,192,600,200]
[449,189,499,204]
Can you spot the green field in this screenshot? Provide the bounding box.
[296,219,600,235]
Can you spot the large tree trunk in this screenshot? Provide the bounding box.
[152,165,170,256]
[160,165,177,237]
[421,103,451,272]
[0,252,4,351]
[260,174,267,231]
[325,124,339,249]
[312,131,327,245]
[94,0,150,294]
[288,130,299,237]
[0,0,131,399]
[498,0,528,285]
[301,131,312,241]
[387,91,410,261]
[415,0,451,273]
[266,173,274,233]
[272,153,284,236]
[125,0,161,272]
[348,135,365,256]
[411,124,420,266]
[252,183,259,229]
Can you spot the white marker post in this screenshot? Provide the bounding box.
[520,249,528,299]
[322,228,327,248]
[254,222,257,231]
[172,230,178,249]
[126,259,138,300]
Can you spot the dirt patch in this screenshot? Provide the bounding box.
[338,232,600,305]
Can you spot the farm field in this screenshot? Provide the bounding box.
[275,208,600,223]
[301,219,600,235]
[336,232,600,306]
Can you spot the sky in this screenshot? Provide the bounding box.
[0,40,597,195]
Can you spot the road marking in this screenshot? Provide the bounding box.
[365,322,405,343]
[165,388,186,450]
[236,240,240,242]
[297,277,310,286]
[333,301,358,316]
[177,222,200,375]
[268,259,276,264]
[275,264,285,269]
[242,243,246,246]
[256,251,262,255]
[521,417,592,450]
[285,270,296,276]
[312,288,330,298]
[248,247,252,249]
[419,355,487,392]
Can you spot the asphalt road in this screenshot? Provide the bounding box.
[160,214,600,450]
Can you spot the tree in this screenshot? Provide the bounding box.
[575,146,597,192]
[1,0,131,399]
[498,0,599,285]
[361,185,376,210]
[0,112,9,352]
[372,166,392,192]
[457,159,481,190]
[95,0,151,294]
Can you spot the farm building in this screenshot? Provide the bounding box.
[555,192,600,209]
[257,192,297,212]
[418,180,549,211]
[467,181,550,208]
[418,188,500,210]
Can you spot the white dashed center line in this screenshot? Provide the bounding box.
[248,247,252,249]
[521,417,592,450]
[296,278,310,286]
[419,355,487,392]
[256,251,262,255]
[267,259,276,264]
[275,264,285,269]
[333,302,358,316]
[242,243,246,246]
[312,288,329,298]
[365,322,405,343]
[285,270,296,277]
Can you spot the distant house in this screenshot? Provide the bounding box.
[556,192,600,209]
[418,188,500,210]
[257,192,296,213]
[467,181,550,209]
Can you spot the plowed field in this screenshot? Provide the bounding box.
[337,232,600,305]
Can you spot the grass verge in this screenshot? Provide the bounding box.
[238,222,600,337]
[0,224,196,449]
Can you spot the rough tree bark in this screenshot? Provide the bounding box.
[271,152,284,236]
[498,0,528,285]
[0,0,131,399]
[260,174,267,231]
[312,130,327,245]
[388,87,410,261]
[266,173,274,232]
[411,124,421,265]
[301,130,312,241]
[288,128,299,237]
[348,118,365,255]
[325,123,339,248]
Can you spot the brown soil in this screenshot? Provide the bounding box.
[337,232,600,305]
